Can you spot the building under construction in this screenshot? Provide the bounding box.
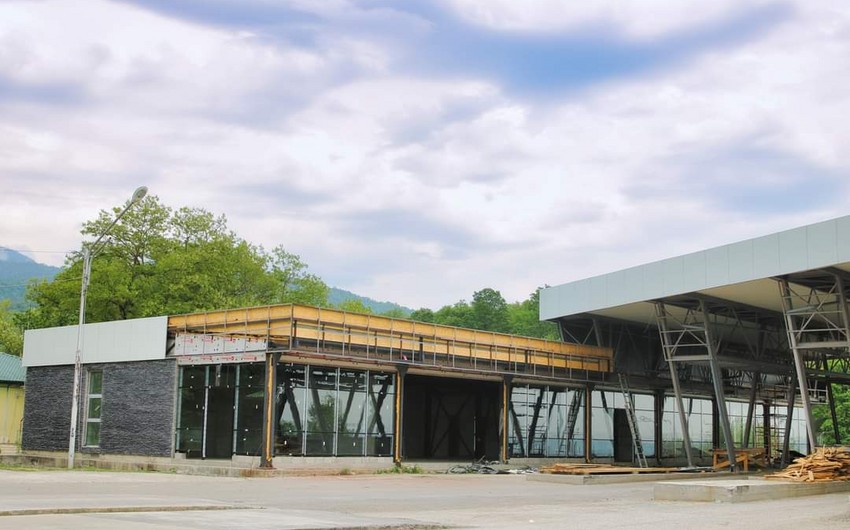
[20,216,850,469]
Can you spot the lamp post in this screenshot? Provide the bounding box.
[68,186,148,469]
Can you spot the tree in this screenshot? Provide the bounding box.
[471,288,510,333]
[21,195,330,328]
[814,383,850,445]
[0,301,23,356]
[337,299,373,314]
[507,288,560,340]
[266,247,329,307]
[409,308,435,323]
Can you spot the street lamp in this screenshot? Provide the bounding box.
[68,186,148,469]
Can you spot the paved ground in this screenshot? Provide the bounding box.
[1,469,849,529]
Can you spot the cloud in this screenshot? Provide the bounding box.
[2,0,850,311]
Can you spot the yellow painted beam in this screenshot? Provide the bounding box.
[168,304,613,372]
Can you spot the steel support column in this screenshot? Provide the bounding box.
[743,372,759,448]
[700,300,738,472]
[654,389,665,466]
[654,302,695,468]
[584,383,593,463]
[260,352,279,468]
[393,366,406,464]
[501,376,511,463]
[778,279,818,449]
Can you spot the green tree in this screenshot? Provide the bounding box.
[408,308,435,323]
[337,299,373,314]
[21,195,330,328]
[0,301,23,356]
[381,308,408,319]
[470,288,510,332]
[266,247,329,306]
[507,288,560,340]
[814,384,850,445]
[433,301,474,328]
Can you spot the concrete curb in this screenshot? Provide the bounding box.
[0,504,259,517]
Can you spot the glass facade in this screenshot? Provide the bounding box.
[176,363,265,458]
[276,363,395,457]
[591,390,655,459]
[171,362,809,462]
[661,396,713,459]
[509,384,584,458]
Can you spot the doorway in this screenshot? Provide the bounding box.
[402,375,500,461]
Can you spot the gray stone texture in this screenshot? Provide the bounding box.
[21,365,73,451]
[94,359,177,457]
[22,360,177,457]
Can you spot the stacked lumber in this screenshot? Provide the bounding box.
[765,447,850,483]
[540,463,680,475]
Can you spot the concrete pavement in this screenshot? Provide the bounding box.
[0,468,848,529]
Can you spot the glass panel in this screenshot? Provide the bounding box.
[508,385,529,457]
[367,371,394,456]
[277,364,306,456]
[88,371,103,394]
[87,397,102,419]
[544,388,566,457]
[85,421,100,447]
[337,370,366,456]
[235,363,264,456]
[526,386,545,457]
[177,366,206,456]
[306,366,337,456]
[564,388,585,457]
[591,391,614,458]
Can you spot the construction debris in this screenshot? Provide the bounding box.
[765,447,850,483]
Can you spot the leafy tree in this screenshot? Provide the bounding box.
[434,301,474,328]
[381,308,408,319]
[408,308,435,323]
[471,288,510,333]
[266,247,329,306]
[0,301,23,356]
[21,195,330,328]
[814,384,850,445]
[337,299,373,314]
[506,288,560,340]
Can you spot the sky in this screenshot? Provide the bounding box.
[1,0,849,310]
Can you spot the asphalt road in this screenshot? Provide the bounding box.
[1,469,848,529]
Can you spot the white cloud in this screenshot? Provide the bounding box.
[1,0,849,310]
[444,0,781,40]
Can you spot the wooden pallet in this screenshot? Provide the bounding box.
[540,463,683,475]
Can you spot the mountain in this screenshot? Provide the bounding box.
[0,248,61,310]
[0,248,411,316]
[328,287,413,315]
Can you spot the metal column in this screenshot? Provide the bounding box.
[699,300,738,472]
[778,279,819,449]
[654,302,695,468]
[260,352,278,468]
[393,367,406,464]
[584,383,593,463]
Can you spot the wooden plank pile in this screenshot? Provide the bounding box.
[540,463,681,475]
[765,447,850,483]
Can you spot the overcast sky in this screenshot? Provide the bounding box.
[1,0,849,310]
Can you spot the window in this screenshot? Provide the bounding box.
[84,370,103,447]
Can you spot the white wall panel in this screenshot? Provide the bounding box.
[22,316,168,367]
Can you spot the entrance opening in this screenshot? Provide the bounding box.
[403,375,500,461]
[613,408,633,463]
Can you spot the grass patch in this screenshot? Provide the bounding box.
[378,464,425,474]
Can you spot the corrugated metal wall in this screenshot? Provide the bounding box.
[0,384,24,446]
